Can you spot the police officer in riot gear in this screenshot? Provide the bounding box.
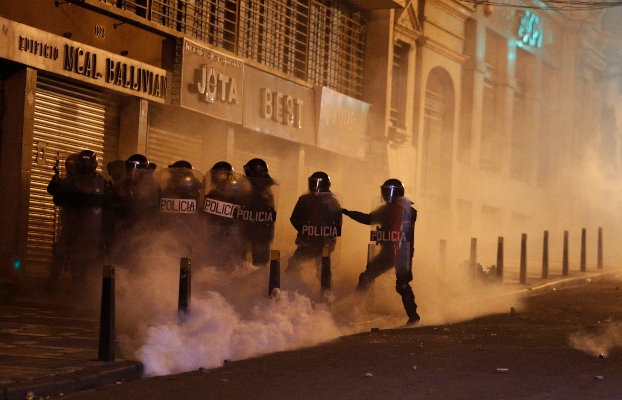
[285,171,342,277]
[113,154,160,227]
[242,158,278,267]
[157,160,204,252]
[202,161,250,269]
[342,179,420,325]
[45,152,78,290]
[110,154,159,265]
[49,150,108,289]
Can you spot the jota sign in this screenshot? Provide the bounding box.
[169,37,244,124]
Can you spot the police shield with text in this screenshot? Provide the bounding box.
[242,158,279,267]
[156,160,204,253]
[342,179,420,325]
[202,162,252,269]
[285,171,342,280]
[49,150,108,288]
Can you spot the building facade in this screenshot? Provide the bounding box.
[385,0,609,267]
[0,0,611,285]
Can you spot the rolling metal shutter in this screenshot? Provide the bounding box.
[146,126,204,172]
[27,76,120,268]
[231,132,281,178]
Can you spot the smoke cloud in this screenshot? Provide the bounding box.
[569,321,622,358]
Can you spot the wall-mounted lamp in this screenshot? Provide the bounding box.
[121,50,129,56]
[113,22,126,29]
[62,32,72,39]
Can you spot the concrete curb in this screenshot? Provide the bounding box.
[0,360,143,400]
[515,269,622,296]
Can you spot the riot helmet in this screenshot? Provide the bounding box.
[169,160,193,169]
[76,150,98,175]
[210,161,234,187]
[243,158,270,178]
[65,153,79,176]
[125,154,150,179]
[106,160,126,184]
[381,178,405,204]
[308,171,331,194]
[211,161,233,172]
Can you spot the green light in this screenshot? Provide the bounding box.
[13,257,21,271]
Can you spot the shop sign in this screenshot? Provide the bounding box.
[170,37,243,124]
[242,67,315,145]
[316,87,371,160]
[518,11,543,48]
[0,17,167,103]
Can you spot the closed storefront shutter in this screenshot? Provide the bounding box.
[231,132,281,178]
[146,126,204,171]
[27,76,120,269]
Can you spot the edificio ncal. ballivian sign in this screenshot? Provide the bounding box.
[1,16,167,103]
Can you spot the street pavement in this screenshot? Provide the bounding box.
[2,270,622,400]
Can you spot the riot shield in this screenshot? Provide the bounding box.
[291,191,343,267]
[52,172,107,281]
[239,176,279,267]
[367,196,414,276]
[201,170,252,269]
[156,167,205,249]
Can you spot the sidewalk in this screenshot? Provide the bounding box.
[0,277,142,400]
[1,269,619,400]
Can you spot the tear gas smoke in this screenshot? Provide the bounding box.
[569,321,622,358]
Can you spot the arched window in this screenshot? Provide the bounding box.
[422,67,454,208]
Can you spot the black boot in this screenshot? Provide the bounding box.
[396,282,419,325]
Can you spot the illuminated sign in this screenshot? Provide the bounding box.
[518,11,543,48]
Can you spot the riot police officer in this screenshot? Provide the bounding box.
[156,160,204,253]
[242,158,278,267]
[113,154,160,230]
[45,153,78,290]
[342,179,420,325]
[285,171,342,277]
[50,150,108,288]
[202,161,250,269]
[110,154,159,266]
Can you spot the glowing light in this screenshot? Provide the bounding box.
[12,256,21,271]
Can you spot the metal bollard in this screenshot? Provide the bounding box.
[597,227,603,269]
[320,246,331,295]
[562,231,569,276]
[178,257,191,313]
[580,228,586,272]
[269,250,280,297]
[542,230,549,279]
[496,237,504,281]
[98,265,115,362]
[519,233,527,284]
[439,239,447,271]
[469,238,477,278]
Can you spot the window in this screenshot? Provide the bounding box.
[510,49,533,182]
[390,40,410,130]
[120,0,368,99]
[480,30,505,173]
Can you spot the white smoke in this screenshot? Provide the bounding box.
[569,321,622,358]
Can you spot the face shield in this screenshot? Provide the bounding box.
[308,177,324,194]
[381,185,398,204]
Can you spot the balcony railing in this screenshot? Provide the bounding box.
[117,0,367,99]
